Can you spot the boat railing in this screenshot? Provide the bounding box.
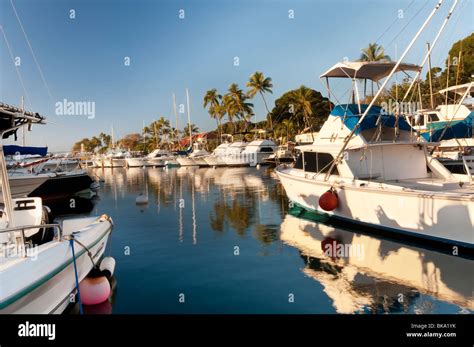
[0,223,63,258]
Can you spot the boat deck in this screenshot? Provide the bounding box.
[383,177,474,195]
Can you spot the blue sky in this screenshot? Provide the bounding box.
[1,0,472,151]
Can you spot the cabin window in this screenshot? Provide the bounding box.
[317,153,336,174]
[260,147,274,153]
[294,152,304,169]
[303,152,318,172]
[302,152,339,175]
[428,114,439,122]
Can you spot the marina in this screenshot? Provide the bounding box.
[0,0,473,343]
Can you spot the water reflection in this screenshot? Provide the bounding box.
[93,166,286,243]
[280,212,473,314]
[87,167,471,314]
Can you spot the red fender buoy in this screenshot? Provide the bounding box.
[319,188,338,211]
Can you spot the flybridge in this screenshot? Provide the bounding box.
[329,104,413,135]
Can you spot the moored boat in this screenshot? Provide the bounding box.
[275,61,474,251]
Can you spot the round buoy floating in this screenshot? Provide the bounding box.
[79,276,111,306]
[136,193,149,205]
[319,188,338,211]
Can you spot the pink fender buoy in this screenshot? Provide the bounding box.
[319,189,339,211]
[79,276,111,306]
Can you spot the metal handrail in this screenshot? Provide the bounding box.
[0,224,63,254]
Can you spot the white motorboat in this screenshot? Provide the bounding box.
[240,139,277,166]
[409,82,473,145]
[146,149,174,167]
[222,141,248,166]
[7,171,50,199]
[102,150,128,168]
[275,60,474,251]
[263,143,296,167]
[0,102,114,314]
[177,143,209,167]
[203,142,230,167]
[125,157,149,167]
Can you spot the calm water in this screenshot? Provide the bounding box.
[66,167,472,314]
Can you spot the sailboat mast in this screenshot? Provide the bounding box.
[111,125,115,149]
[186,88,192,146]
[21,96,26,147]
[172,93,179,142]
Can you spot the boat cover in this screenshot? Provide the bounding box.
[330,104,412,134]
[3,145,48,156]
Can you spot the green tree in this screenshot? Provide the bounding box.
[183,124,199,138]
[225,83,254,132]
[359,43,391,62]
[270,86,332,133]
[246,71,273,129]
[204,89,225,140]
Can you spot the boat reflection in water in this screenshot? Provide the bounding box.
[280,209,473,314]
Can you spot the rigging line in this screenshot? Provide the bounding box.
[375,0,416,45]
[385,0,431,49]
[10,0,54,105]
[0,25,33,108]
[432,0,466,91]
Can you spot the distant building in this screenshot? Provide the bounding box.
[178,131,218,148]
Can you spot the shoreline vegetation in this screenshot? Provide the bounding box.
[72,33,473,154]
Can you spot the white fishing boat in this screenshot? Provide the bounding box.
[147,149,174,167]
[276,58,474,250]
[409,82,473,146]
[177,143,209,167]
[263,143,295,167]
[240,139,277,166]
[203,142,230,167]
[6,171,50,199]
[0,103,114,314]
[222,141,248,166]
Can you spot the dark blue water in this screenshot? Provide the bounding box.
[72,167,472,314]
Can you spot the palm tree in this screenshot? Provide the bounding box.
[359,43,391,62]
[276,118,295,144]
[222,93,238,134]
[246,71,273,129]
[226,83,254,132]
[182,124,199,138]
[204,89,225,140]
[290,86,317,138]
[152,117,171,145]
[359,43,391,97]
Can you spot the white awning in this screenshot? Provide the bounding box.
[320,61,422,81]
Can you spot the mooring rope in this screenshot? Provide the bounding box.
[69,238,84,315]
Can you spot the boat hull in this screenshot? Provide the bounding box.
[203,155,226,167]
[0,217,112,314]
[125,158,151,167]
[176,157,198,166]
[28,172,94,201]
[276,168,474,249]
[7,175,50,199]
